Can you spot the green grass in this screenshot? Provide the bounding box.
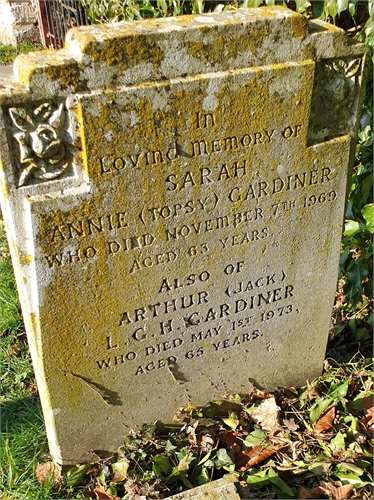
[1,399,52,500]
[0,220,58,500]
[0,42,43,65]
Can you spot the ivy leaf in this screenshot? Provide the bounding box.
[268,468,295,496]
[245,469,270,487]
[326,0,338,19]
[164,467,181,483]
[334,471,371,488]
[243,0,263,6]
[344,220,360,236]
[337,0,349,14]
[65,463,92,488]
[362,204,374,233]
[310,398,334,424]
[152,455,172,478]
[196,466,210,485]
[244,429,268,447]
[335,462,365,476]
[177,454,190,472]
[313,0,325,18]
[295,0,311,13]
[214,448,235,469]
[329,432,347,451]
[222,412,239,430]
[329,380,349,399]
[111,458,129,482]
[197,450,212,466]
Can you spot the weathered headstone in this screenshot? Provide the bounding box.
[0,7,368,465]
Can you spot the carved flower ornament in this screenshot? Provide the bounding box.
[9,103,69,187]
[322,59,361,109]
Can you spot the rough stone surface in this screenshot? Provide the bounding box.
[0,7,368,465]
[169,476,241,499]
[0,0,40,46]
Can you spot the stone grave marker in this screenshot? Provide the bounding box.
[0,7,368,464]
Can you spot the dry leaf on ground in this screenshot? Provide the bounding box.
[299,486,317,499]
[314,406,336,436]
[239,445,283,471]
[35,461,62,485]
[283,418,299,432]
[111,470,126,483]
[309,481,354,499]
[200,434,215,452]
[251,397,280,430]
[93,482,121,500]
[252,387,273,399]
[220,431,283,471]
[361,396,374,435]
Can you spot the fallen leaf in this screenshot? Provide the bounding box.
[222,413,240,430]
[35,462,61,485]
[238,445,283,472]
[111,470,125,483]
[251,397,280,430]
[283,418,299,432]
[220,430,241,449]
[314,406,336,435]
[252,387,273,399]
[305,380,320,402]
[199,434,215,452]
[362,395,374,415]
[187,423,198,446]
[94,482,120,500]
[298,486,313,499]
[361,396,374,432]
[220,431,245,468]
[314,481,354,499]
[331,483,354,499]
[111,457,129,483]
[309,486,328,498]
[220,431,283,471]
[359,396,374,436]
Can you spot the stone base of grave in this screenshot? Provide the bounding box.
[169,475,242,499]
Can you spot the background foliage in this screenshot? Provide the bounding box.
[79,0,373,37]
[0,1,373,498]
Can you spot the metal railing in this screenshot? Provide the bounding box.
[36,0,90,49]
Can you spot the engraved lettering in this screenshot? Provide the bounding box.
[49,211,129,244]
[196,111,216,129]
[135,356,177,375]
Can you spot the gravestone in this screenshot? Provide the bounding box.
[0,7,368,465]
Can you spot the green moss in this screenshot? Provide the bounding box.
[0,42,42,65]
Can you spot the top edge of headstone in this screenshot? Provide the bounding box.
[0,6,368,103]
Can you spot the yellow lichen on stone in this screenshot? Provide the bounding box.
[14,50,79,92]
[290,12,308,39]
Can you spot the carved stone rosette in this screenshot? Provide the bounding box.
[9,102,70,187]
